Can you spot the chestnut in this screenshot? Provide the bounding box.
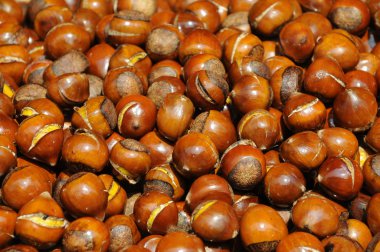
[0,93,15,117]
[240,204,288,251]
[229,56,271,83]
[283,92,326,132]
[62,217,110,252]
[232,194,259,220]
[333,87,378,132]
[1,244,39,252]
[0,206,17,248]
[155,231,205,252]
[0,135,16,177]
[185,174,234,212]
[113,0,157,17]
[0,44,30,84]
[148,59,182,84]
[1,164,54,210]
[264,163,306,207]
[349,193,370,222]
[19,98,64,125]
[185,1,220,33]
[322,235,364,251]
[116,94,157,139]
[0,112,18,143]
[72,8,100,41]
[105,215,141,252]
[345,70,378,97]
[147,76,186,108]
[183,54,226,82]
[71,96,117,138]
[356,52,380,75]
[337,219,372,250]
[156,93,194,141]
[365,118,380,152]
[144,163,186,201]
[133,191,178,235]
[276,232,324,252]
[221,11,250,33]
[191,200,239,242]
[237,109,279,151]
[218,140,266,191]
[86,43,115,79]
[172,12,205,35]
[60,172,108,220]
[15,192,67,249]
[62,129,109,173]
[189,110,237,153]
[110,139,151,184]
[33,6,73,39]
[99,174,127,217]
[137,235,162,252]
[172,132,219,179]
[186,70,229,111]
[280,131,327,172]
[317,127,358,159]
[367,193,380,234]
[294,12,332,41]
[139,131,174,167]
[23,60,52,86]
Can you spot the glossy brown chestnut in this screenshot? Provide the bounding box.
[18,98,64,125]
[1,244,39,252]
[219,140,266,191]
[114,0,157,17]
[0,206,17,248]
[15,192,67,249]
[0,44,30,84]
[337,219,372,250]
[99,174,127,217]
[44,23,92,59]
[264,163,306,207]
[133,191,178,235]
[105,215,141,252]
[365,118,380,152]
[280,131,327,172]
[230,74,272,114]
[0,112,18,143]
[72,8,100,41]
[363,154,380,194]
[1,164,54,210]
[172,132,219,179]
[229,56,270,84]
[276,232,324,252]
[144,163,185,201]
[185,1,220,33]
[115,94,156,139]
[183,54,226,82]
[172,12,205,35]
[139,131,174,167]
[62,129,109,173]
[294,12,332,41]
[356,52,380,75]
[292,194,340,238]
[186,70,229,111]
[0,22,28,47]
[62,217,110,252]
[283,92,326,132]
[148,59,182,84]
[23,60,52,86]
[156,93,194,141]
[191,200,239,242]
[215,27,241,48]
[110,139,151,184]
[221,11,250,33]
[297,0,333,16]
[264,55,295,77]
[317,127,359,158]
[322,235,364,252]
[155,231,205,252]
[0,135,16,177]
[333,87,378,132]
[137,235,163,252]
[60,172,108,220]
[0,93,14,117]
[185,174,234,212]
[240,204,288,251]
[345,70,378,97]
[86,43,115,79]
[147,76,186,109]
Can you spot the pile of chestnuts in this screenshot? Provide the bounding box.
[2,0,380,251]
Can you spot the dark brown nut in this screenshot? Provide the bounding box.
[0,205,17,248]
[317,157,363,201]
[223,32,263,68]
[185,174,234,213]
[237,109,279,151]
[1,244,39,252]
[146,24,184,61]
[276,232,324,252]
[133,191,178,235]
[15,192,68,249]
[333,87,378,132]
[365,118,380,152]
[240,204,288,252]
[294,12,332,41]
[147,76,186,109]
[218,140,266,191]
[104,67,147,105]
[221,11,250,33]
[229,56,271,84]
[189,110,237,153]
[44,23,92,60]
[115,95,157,139]
[345,70,378,97]
[0,93,15,117]
[43,50,89,82]
[23,60,52,86]
[297,0,333,16]
[87,74,104,98]
[0,111,18,143]
[1,164,54,210]
[27,41,46,62]
[148,59,182,84]
[230,74,272,114]
[71,96,117,138]
[172,132,219,179]
[106,10,151,46]
[16,114,63,166]
[363,154,380,194]
[232,194,259,220]
[191,200,239,242]
[337,218,372,250]
[137,235,162,252]
[105,215,141,252]
[86,43,115,79]
[34,6,73,39]
[144,163,186,202]
[72,8,100,41]
[155,231,205,252]
[62,217,110,252]
[172,12,205,35]
[280,131,327,172]
[303,57,346,102]
[0,44,30,84]
[283,93,326,132]
[62,129,109,173]
[0,135,16,177]
[13,84,47,113]
[60,172,108,220]
[264,163,306,207]
[46,73,90,108]
[292,194,340,238]
[0,23,28,47]
[108,44,152,76]
[139,131,174,167]
[99,174,127,217]
[322,235,364,252]
[19,98,64,125]
[186,70,229,111]
[110,139,151,184]
[183,54,226,82]
[156,93,194,141]
[317,127,358,159]
[356,52,380,75]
